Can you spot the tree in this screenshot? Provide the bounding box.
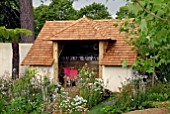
[34,0,78,36]
[78,2,112,19]
[116,5,135,19]
[0,0,20,42]
[19,0,34,43]
[0,0,35,43]
[0,27,32,79]
[116,0,170,84]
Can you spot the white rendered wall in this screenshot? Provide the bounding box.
[0,43,32,77]
[0,43,12,77]
[103,66,133,92]
[32,65,54,82]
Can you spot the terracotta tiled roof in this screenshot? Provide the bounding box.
[21,21,74,66]
[101,42,137,66]
[49,16,111,40]
[21,16,137,66]
[97,19,137,66]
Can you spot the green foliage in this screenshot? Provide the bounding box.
[87,100,106,114]
[4,96,42,114]
[0,26,32,41]
[78,2,112,20]
[121,60,128,68]
[116,0,170,80]
[116,5,135,19]
[34,0,78,36]
[0,67,65,113]
[146,82,170,96]
[0,66,108,113]
[77,64,105,108]
[58,95,88,113]
[0,0,20,29]
[156,64,170,82]
[147,93,169,102]
[102,73,170,113]
[34,1,112,36]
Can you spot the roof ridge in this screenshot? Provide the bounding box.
[51,16,109,39]
[52,16,91,36]
[46,20,75,22]
[85,18,107,38]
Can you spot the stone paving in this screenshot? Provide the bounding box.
[124,108,168,114]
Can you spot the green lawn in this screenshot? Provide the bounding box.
[87,102,105,114]
[87,100,107,114]
[87,95,116,114]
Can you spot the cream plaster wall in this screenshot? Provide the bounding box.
[0,43,32,77]
[32,65,54,82]
[0,43,134,89]
[19,43,33,74]
[0,43,12,77]
[103,66,133,92]
[0,43,54,82]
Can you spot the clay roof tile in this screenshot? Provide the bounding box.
[21,16,137,66]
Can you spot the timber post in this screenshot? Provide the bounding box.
[53,41,59,83]
[99,41,104,78]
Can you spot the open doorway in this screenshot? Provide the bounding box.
[58,40,99,85]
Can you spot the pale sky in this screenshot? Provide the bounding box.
[32,0,127,18]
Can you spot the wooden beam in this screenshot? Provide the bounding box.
[99,41,104,78]
[53,41,59,83]
[59,44,65,57]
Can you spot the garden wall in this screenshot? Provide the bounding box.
[33,65,54,81]
[0,43,134,91]
[0,43,32,78]
[103,66,133,92]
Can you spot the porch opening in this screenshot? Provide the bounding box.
[58,40,99,85]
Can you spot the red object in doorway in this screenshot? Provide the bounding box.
[69,69,78,78]
[63,68,78,79]
[63,68,71,76]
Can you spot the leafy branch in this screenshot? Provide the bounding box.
[134,0,170,24]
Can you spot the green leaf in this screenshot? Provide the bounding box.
[127,2,143,16]
[121,60,128,68]
[0,26,32,40]
[139,19,148,32]
[152,0,162,5]
[156,10,164,17]
[113,23,118,27]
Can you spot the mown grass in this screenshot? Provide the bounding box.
[87,101,105,114]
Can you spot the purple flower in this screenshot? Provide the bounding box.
[105,100,116,106]
[19,73,24,78]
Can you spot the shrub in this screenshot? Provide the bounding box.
[102,71,170,113]
[59,95,88,113]
[0,66,106,114]
[77,64,104,108]
[0,67,67,113]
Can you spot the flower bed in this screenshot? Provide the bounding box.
[102,71,170,114]
[0,65,108,114]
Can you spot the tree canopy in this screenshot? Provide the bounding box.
[0,0,20,42]
[0,0,34,43]
[34,0,78,36]
[34,0,112,36]
[0,26,32,79]
[0,0,20,28]
[78,2,112,19]
[0,26,32,40]
[116,5,135,19]
[116,0,170,83]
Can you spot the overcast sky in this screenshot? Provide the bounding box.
[32,0,127,18]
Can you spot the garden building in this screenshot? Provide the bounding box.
[21,16,137,91]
